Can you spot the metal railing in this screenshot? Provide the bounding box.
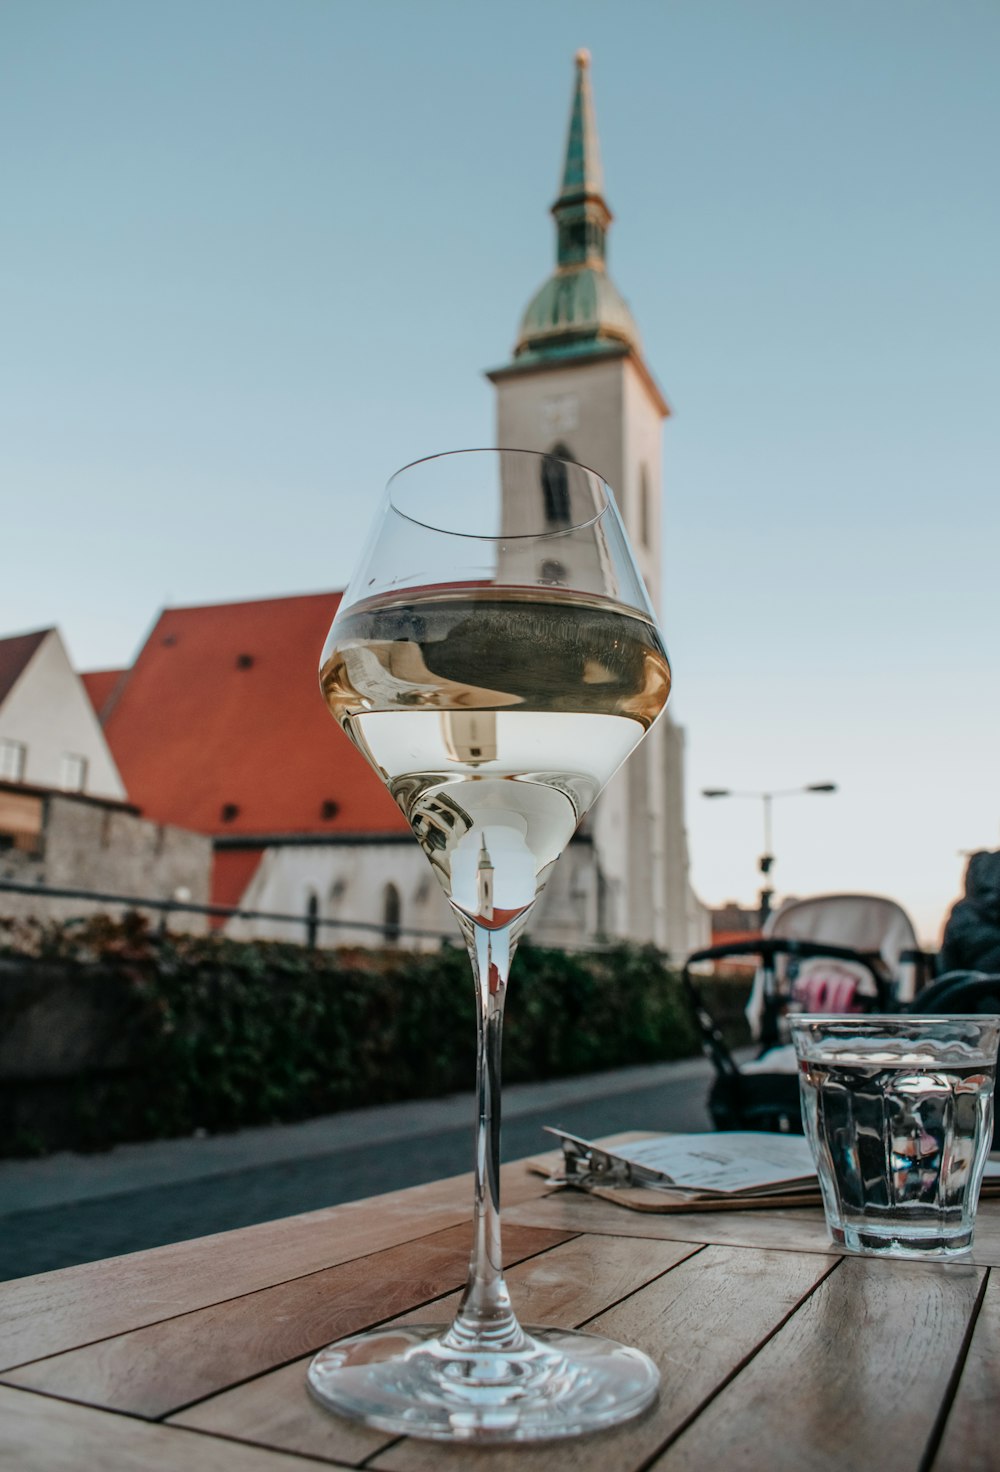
[0,879,455,949]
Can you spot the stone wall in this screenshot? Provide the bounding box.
[0,789,213,932]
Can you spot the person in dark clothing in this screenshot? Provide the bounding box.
[939,850,1000,975]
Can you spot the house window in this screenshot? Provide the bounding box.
[60,753,88,792]
[541,443,572,525]
[0,739,26,782]
[383,883,401,945]
[539,559,567,584]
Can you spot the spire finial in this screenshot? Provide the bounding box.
[558,49,605,207]
[553,50,610,269]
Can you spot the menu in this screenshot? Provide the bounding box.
[539,1128,1000,1214]
[545,1128,818,1198]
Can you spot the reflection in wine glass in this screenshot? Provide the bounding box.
[307,449,672,1442]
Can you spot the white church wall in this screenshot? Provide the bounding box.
[621,359,666,611]
[492,353,691,952]
[220,837,613,955]
[660,718,712,958]
[225,841,453,951]
[493,357,626,490]
[526,836,599,947]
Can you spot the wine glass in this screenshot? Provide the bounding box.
[308,448,671,1442]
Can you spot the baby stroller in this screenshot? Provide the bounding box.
[681,893,932,1133]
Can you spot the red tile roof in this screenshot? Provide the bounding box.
[96,592,407,840]
[80,668,125,719]
[0,628,50,706]
[210,847,265,915]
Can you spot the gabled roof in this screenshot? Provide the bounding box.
[0,628,50,707]
[96,592,407,839]
[80,668,126,720]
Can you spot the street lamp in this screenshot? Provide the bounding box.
[701,783,838,926]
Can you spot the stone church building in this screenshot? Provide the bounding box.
[82,54,708,960]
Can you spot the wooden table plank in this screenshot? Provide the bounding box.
[0,1161,549,1371]
[1,1223,568,1419]
[0,1383,352,1472]
[651,1255,986,1472]
[505,1188,834,1252]
[370,1244,835,1472]
[4,1148,996,1472]
[506,1192,1000,1266]
[171,1233,697,1467]
[932,1269,998,1472]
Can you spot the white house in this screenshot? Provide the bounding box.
[0,628,125,801]
[0,627,212,922]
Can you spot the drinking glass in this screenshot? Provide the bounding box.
[791,1014,999,1258]
[307,449,671,1441]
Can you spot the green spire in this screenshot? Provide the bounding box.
[558,49,605,205]
[554,49,611,269]
[509,50,640,363]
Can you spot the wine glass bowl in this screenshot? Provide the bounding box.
[309,449,670,1441]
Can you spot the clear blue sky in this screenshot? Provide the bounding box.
[2,0,998,940]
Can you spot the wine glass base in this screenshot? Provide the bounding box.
[306,1322,660,1443]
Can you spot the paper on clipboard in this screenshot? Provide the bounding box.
[539,1130,1000,1215]
[545,1128,819,1198]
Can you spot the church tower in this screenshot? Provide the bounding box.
[487,51,703,957]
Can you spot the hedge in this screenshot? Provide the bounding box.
[0,914,751,1155]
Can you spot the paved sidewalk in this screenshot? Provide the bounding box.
[0,1055,716,1281]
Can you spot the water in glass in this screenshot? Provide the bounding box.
[793,1017,999,1257]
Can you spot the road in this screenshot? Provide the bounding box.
[0,1055,716,1281]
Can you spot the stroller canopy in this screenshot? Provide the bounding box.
[765,893,919,974]
[746,893,921,1041]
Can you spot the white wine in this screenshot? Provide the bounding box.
[321,587,671,927]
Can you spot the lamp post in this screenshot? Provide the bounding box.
[701,783,838,927]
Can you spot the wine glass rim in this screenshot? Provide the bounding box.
[386,447,611,540]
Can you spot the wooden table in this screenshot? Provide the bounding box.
[0,1152,996,1471]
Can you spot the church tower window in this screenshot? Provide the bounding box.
[639,466,651,549]
[541,443,573,525]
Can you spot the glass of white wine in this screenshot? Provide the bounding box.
[308,448,671,1442]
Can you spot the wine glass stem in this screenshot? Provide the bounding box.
[443,919,527,1354]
